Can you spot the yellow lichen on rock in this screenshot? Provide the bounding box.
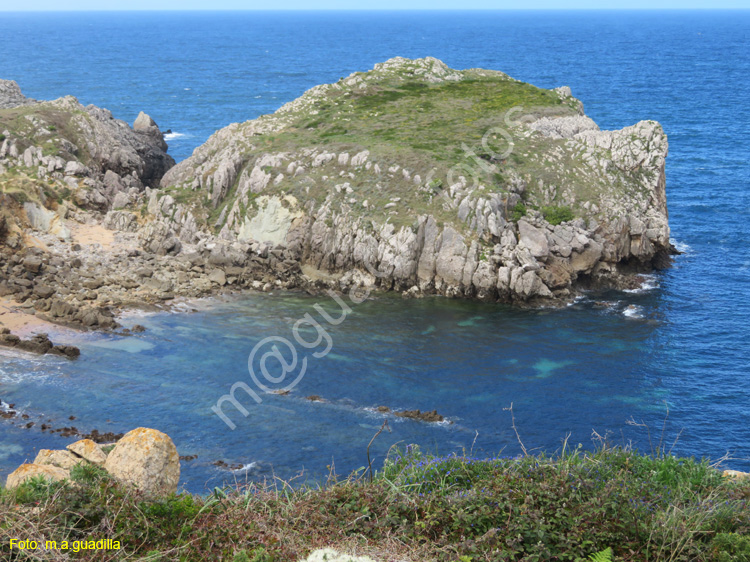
[5,463,69,489]
[67,438,107,465]
[103,427,180,496]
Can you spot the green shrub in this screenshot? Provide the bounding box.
[8,474,66,504]
[70,462,111,485]
[542,205,575,225]
[510,201,527,221]
[712,533,750,562]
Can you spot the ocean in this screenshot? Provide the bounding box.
[0,10,749,492]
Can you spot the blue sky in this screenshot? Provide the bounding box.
[2,1,749,9]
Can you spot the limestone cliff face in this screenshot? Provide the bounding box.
[154,57,671,303]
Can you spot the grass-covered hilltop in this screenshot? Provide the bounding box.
[2,445,749,561]
[0,57,673,329]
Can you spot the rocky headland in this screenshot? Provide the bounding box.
[0,57,674,336]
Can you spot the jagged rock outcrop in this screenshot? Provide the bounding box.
[0,79,35,110]
[0,80,174,236]
[153,56,672,304]
[0,82,182,328]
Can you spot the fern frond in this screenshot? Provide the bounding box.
[588,547,613,562]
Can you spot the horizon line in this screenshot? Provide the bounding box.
[2,7,750,11]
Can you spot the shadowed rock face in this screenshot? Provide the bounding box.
[152,56,671,304]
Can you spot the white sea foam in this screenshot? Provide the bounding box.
[233,462,258,472]
[623,305,644,319]
[164,132,188,141]
[670,238,693,254]
[623,274,660,294]
[566,295,588,307]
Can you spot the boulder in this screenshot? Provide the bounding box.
[5,463,69,489]
[208,268,227,286]
[103,427,180,495]
[33,283,56,299]
[67,438,107,465]
[34,449,81,470]
[138,222,182,255]
[23,255,43,273]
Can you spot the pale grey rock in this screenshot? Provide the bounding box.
[517,220,549,259]
[133,111,158,131]
[138,222,182,255]
[208,268,227,286]
[103,210,138,232]
[529,115,599,139]
[111,191,131,210]
[570,240,603,273]
[23,202,70,240]
[0,79,36,109]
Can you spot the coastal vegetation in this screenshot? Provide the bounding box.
[2,445,748,561]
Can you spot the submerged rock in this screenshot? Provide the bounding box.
[394,409,445,423]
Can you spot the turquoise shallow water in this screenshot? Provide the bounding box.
[0,11,749,491]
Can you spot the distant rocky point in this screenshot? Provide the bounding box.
[0,57,674,333]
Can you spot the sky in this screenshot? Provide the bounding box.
[1,1,750,9]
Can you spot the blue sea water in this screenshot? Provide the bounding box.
[0,11,749,492]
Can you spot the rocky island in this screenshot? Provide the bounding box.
[0,57,672,333]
